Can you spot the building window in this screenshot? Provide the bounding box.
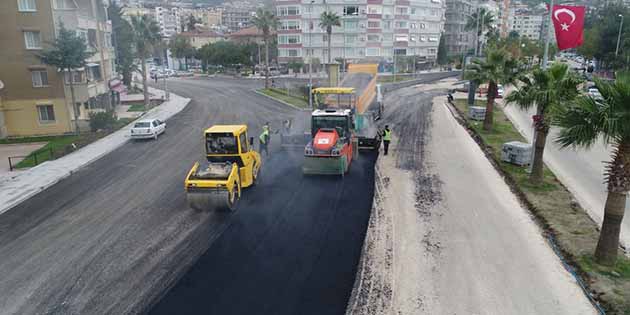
[37,105,56,123]
[281,20,301,30]
[367,20,380,28]
[17,0,37,12]
[24,31,42,49]
[53,0,77,9]
[87,64,102,81]
[345,34,357,43]
[344,6,359,16]
[279,35,301,44]
[367,5,382,14]
[277,6,300,16]
[395,21,408,29]
[428,36,439,42]
[395,7,409,15]
[31,70,49,87]
[65,70,85,84]
[344,20,358,30]
[366,48,380,56]
[367,34,380,42]
[395,34,409,42]
[383,21,392,30]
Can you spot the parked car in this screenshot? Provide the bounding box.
[496,84,504,98]
[130,119,166,140]
[587,88,603,101]
[174,71,194,77]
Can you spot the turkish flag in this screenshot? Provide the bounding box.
[552,5,586,50]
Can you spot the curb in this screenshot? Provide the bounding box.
[253,89,311,111]
[0,88,191,216]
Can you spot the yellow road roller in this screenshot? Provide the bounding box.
[185,125,262,211]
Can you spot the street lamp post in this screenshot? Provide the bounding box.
[615,14,624,57]
[308,0,315,109]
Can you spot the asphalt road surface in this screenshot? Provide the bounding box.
[0,76,379,315]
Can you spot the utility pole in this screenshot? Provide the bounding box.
[615,14,624,56]
[308,0,314,109]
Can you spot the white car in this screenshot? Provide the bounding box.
[130,119,166,140]
[496,84,505,98]
[588,88,603,101]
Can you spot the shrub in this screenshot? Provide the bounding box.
[89,111,117,132]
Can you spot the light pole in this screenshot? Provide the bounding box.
[308,0,315,109]
[615,14,624,57]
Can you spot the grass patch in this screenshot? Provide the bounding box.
[452,98,630,314]
[10,117,135,169]
[258,88,309,109]
[13,136,80,168]
[126,103,146,112]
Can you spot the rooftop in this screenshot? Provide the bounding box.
[205,125,248,135]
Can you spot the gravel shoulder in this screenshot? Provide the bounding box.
[346,81,596,314]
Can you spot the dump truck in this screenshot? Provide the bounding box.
[281,64,383,152]
[185,125,261,211]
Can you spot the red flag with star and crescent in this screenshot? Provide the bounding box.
[551,5,586,50]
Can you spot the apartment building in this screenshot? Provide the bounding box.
[0,0,113,137]
[155,6,181,38]
[222,6,255,32]
[443,0,476,56]
[507,4,546,41]
[274,0,445,66]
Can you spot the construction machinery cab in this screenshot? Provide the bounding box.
[185,125,261,211]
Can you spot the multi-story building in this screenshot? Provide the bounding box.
[443,0,476,56]
[507,4,545,41]
[205,8,224,27]
[274,0,446,66]
[222,6,255,32]
[155,6,181,38]
[0,0,115,137]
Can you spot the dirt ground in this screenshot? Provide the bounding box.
[345,81,596,314]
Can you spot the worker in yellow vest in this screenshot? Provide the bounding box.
[382,125,391,156]
[259,123,270,156]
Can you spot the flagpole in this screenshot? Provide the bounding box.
[542,0,554,70]
[529,0,554,173]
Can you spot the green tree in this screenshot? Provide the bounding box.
[437,33,448,65]
[288,60,304,75]
[319,11,341,64]
[252,8,279,89]
[130,15,161,109]
[169,34,195,70]
[198,41,251,68]
[186,14,201,32]
[38,23,94,135]
[465,48,520,131]
[505,63,581,185]
[579,4,629,69]
[554,72,630,266]
[108,3,135,86]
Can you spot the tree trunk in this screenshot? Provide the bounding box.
[69,77,80,136]
[595,191,626,265]
[265,37,270,89]
[594,141,630,265]
[141,55,149,110]
[327,29,332,64]
[482,82,496,131]
[530,121,549,185]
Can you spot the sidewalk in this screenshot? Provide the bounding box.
[0,87,190,216]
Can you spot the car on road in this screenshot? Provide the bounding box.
[130,119,166,140]
[174,71,194,77]
[587,87,603,101]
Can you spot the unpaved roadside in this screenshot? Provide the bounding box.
[346,82,596,314]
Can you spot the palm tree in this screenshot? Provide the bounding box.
[465,8,495,54]
[130,15,161,109]
[465,48,520,131]
[319,11,341,64]
[554,72,630,266]
[505,64,581,185]
[252,8,279,89]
